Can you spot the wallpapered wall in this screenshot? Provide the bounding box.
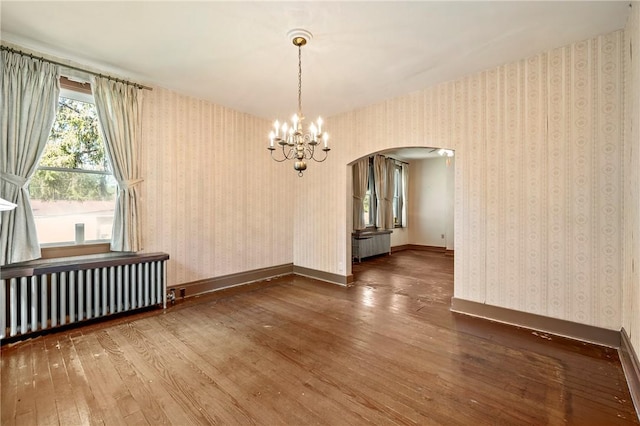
[136,26,633,337]
[623,3,640,360]
[140,88,294,287]
[307,30,625,330]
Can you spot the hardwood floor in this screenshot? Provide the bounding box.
[1,249,638,425]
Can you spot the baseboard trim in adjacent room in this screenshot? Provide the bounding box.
[412,244,447,252]
[171,263,352,298]
[293,265,350,286]
[450,297,621,348]
[620,328,640,418]
[392,244,455,255]
[169,263,294,298]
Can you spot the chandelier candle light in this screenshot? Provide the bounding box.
[268,29,329,177]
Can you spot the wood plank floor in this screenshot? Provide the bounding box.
[1,249,638,425]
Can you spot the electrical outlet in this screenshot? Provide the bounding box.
[180,288,186,299]
[441,234,445,239]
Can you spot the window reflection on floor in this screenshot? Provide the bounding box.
[361,285,376,307]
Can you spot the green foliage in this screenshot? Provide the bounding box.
[29,97,115,202]
[29,169,115,202]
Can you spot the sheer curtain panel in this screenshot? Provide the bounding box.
[92,77,143,252]
[0,50,59,265]
[352,157,369,230]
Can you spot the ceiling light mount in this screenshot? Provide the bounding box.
[287,29,312,47]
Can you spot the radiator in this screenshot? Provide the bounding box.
[1,252,169,341]
[352,230,392,262]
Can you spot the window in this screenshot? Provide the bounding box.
[392,163,403,227]
[363,158,376,227]
[28,77,116,246]
[361,157,405,228]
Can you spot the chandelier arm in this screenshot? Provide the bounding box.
[301,144,313,160]
[309,146,330,163]
[270,145,294,162]
[284,145,295,159]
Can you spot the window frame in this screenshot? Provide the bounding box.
[31,76,114,254]
[393,162,404,228]
[357,156,406,230]
[363,157,377,228]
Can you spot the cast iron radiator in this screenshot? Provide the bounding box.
[0,252,169,341]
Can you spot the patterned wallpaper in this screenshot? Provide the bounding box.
[623,3,640,358]
[136,28,631,333]
[140,88,294,287]
[307,30,625,330]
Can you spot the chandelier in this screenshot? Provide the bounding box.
[268,29,329,177]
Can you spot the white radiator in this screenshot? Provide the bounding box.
[1,252,169,340]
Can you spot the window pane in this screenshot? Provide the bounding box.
[30,169,117,244]
[363,193,371,226]
[366,160,376,227]
[393,197,399,225]
[30,93,116,245]
[393,164,403,227]
[41,97,109,172]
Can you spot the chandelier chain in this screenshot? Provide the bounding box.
[297,44,302,117]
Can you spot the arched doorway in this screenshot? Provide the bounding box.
[347,146,455,277]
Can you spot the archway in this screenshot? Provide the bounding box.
[346,146,455,278]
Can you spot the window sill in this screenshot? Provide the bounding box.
[41,242,111,260]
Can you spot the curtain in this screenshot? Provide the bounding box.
[92,77,143,252]
[383,158,395,229]
[0,50,59,265]
[401,163,409,227]
[373,155,386,229]
[374,155,395,229]
[352,157,369,230]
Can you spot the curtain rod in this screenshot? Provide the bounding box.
[1,45,152,91]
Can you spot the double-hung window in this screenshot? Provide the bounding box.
[28,77,116,246]
[361,157,406,228]
[392,163,403,227]
[363,158,376,227]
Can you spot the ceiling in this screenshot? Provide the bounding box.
[0,1,630,124]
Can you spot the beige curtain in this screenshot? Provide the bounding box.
[374,155,396,229]
[352,157,369,230]
[401,163,409,227]
[373,155,386,229]
[92,77,143,252]
[383,158,396,229]
[0,50,59,265]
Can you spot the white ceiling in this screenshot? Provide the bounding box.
[0,1,630,124]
